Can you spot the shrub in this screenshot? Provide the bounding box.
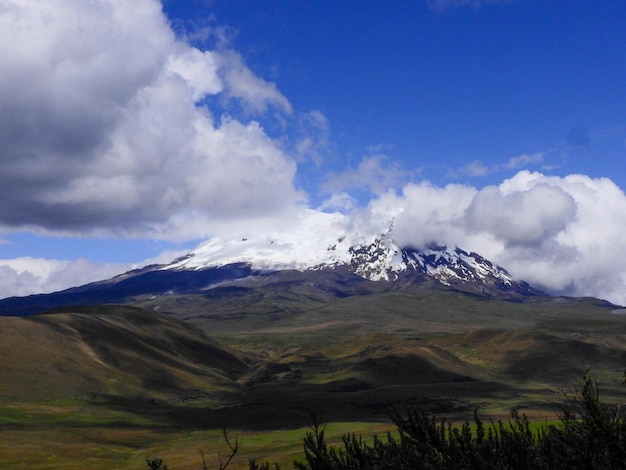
[149,370,626,469]
[292,369,626,469]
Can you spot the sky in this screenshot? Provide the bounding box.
[1,0,626,304]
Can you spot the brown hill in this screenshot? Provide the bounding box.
[0,305,249,402]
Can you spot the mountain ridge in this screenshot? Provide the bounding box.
[158,211,541,296]
[164,231,541,298]
[0,218,588,316]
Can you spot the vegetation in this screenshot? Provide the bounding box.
[3,299,626,468]
[288,370,626,469]
[155,370,626,469]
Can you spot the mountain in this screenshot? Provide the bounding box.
[168,235,539,297]
[0,305,249,403]
[0,230,540,317]
[4,216,626,467]
[159,210,540,297]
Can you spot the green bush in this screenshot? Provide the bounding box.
[292,369,626,470]
[149,370,626,469]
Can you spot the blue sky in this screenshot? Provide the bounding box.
[1,0,626,303]
[162,0,626,192]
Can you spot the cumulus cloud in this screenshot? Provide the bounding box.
[324,155,412,197]
[465,183,577,246]
[375,182,478,250]
[453,153,544,179]
[358,170,626,305]
[0,0,305,239]
[0,258,130,299]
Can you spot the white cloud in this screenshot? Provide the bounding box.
[318,192,356,213]
[465,183,577,246]
[368,181,479,250]
[214,50,293,115]
[167,48,223,101]
[453,153,544,179]
[494,172,626,302]
[458,160,490,177]
[4,170,626,307]
[504,152,544,170]
[0,0,304,240]
[324,155,411,196]
[360,170,626,305]
[0,247,196,299]
[0,257,130,299]
[296,110,330,165]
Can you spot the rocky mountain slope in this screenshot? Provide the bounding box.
[0,210,554,315]
[0,238,540,317]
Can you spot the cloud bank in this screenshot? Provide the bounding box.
[0,0,304,240]
[4,163,626,305]
[0,258,130,300]
[361,171,626,305]
[2,1,626,307]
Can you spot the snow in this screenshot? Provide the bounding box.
[168,210,358,271]
[164,209,519,289]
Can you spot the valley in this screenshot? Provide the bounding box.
[2,273,626,468]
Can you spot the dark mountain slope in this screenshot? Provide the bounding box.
[0,305,249,402]
[0,263,256,316]
[0,239,557,318]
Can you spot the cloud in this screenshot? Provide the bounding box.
[5,170,626,307]
[359,170,626,305]
[213,49,293,115]
[0,257,130,299]
[465,183,577,246]
[503,153,544,170]
[458,160,490,177]
[381,182,478,250]
[453,153,544,179]
[324,155,412,197]
[296,110,331,165]
[0,0,304,240]
[318,192,356,213]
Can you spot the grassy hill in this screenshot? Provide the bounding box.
[0,306,250,402]
[2,286,626,468]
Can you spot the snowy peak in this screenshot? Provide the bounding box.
[402,246,520,290]
[337,239,533,295]
[346,237,403,281]
[165,214,538,297]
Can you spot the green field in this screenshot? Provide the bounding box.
[2,287,626,468]
[0,400,395,469]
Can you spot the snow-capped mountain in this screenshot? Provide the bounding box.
[165,211,537,296]
[0,211,541,317]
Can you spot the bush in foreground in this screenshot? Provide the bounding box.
[283,370,626,469]
[151,370,626,469]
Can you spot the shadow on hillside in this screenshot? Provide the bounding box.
[90,378,515,431]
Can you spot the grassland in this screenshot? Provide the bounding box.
[2,285,626,468]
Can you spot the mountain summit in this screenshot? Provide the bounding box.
[0,211,540,316]
[164,211,537,297]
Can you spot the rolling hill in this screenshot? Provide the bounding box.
[2,232,626,467]
[0,305,249,404]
